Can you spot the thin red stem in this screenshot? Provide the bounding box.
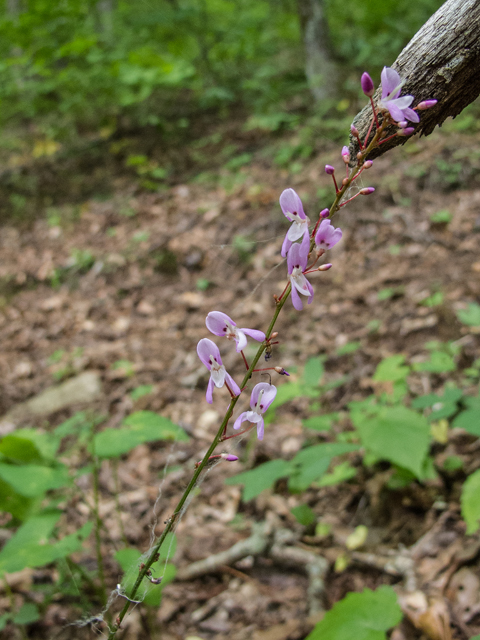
[363,115,375,148]
[240,350,249,370]
[369,97,380,129]
[339,192,361,208]
[221,424,255,441]
[331,174,340,193]
[378,132,399,145]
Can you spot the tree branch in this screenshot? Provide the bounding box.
[350,0,480,160]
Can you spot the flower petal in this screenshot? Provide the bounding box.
[402,107,420,123]
[211,365,226,388]
[287,219,308,241]
[389,95,413,109]
[381,67,402,99]
[197,338,221,369]
[225,371,241,397]
[256,417,265,441]
[241,328,266,342]
[279,188,305,220]
[206,311,235,336]
[291,285,303,310]
[206,377,214,404]
[281,233,292,258]
[233,412,248,430]
[387,102,405,123]
[234,329,247,352]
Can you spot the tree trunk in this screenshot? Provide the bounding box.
[297,0,338,102]
[350,0,480,160]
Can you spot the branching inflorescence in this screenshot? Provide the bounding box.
[107,67,436,638]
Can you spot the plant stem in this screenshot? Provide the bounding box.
[92,453,107,607]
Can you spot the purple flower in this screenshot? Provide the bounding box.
[279,188,310,258]
[233,382,277,440]
[314,219,342,254]
[197,338,241,404]
[379,67,419,124]
[287,233,313,311]
[206,311,265,352]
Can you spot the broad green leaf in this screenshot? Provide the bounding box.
[373,355,409,383]
[336,341,361,356]
[457,303,480,327]
[93,411,188,458]
[225,459,290,501]
[303,357,325,387]
[0,614,10,631]
[13,429,60,460]
[290,504,316,526]
[0,477,37,520]
[413,351,456,373]
[318,461,357,487]
[0,515,91,575]
[453,409,480,436]
[273,381,305,406]
[302,413,339,431]
[306,586,402,640]
[0,463,70,497]
[13,603,40,625]
[462,469,480,534]
[352,406,430,479]
[289,443,359,492]
[0,436,43,464]
[115,547,176,607]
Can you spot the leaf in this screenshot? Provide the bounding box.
[457,303,480,327]
[0,463,70,497]
[290,504,316,526]
[413,351,456,373]
[0,515,92,576]
[461,469,480,534]
[225,459,290,502]
[305,586,402,640]
[0,477,37,520]
[93,411,188,458]
[373,355,410,382]
[318,461,357,487]
[13,603,40,625]
[352,406,430,479]
[453,409,480,436]
[336,341,361,356]
[289,443,359,492]
[0,435,43,464]
[302,413,339,431]
[303,357,325,387]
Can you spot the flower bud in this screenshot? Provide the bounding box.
[320,208,329,219]
[274,366,290,376]
[341,146,350,164]
[351,124,359,136]
[342,177,349,186]
[363,160,373,169]
[357,152,363,160]
[360,187,375,195]
[270,331,278,339]
[325,165,335,175]
[318,263,332,271]
[361,72,375,97]
[397,127,415,136]
[416,100,437,110]
[397,120,408,128]
[220,454,239,462]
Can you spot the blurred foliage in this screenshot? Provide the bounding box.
[0,0,444,146]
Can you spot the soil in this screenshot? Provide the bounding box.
[1,120,480,640]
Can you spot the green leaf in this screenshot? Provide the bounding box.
[457,303,480,327]
[306,586,402,640]
[0,477,37,520]
[336,341,361,356]
[303,357,325,387]
[93,411,188,458]
[461,470,480,534]
[453,409,480,436]
[289,443,359,492]
[302,413,339,432]
[352,406,430,479]
[0,463,70,497]
[225,459,290,502]
[13,429,61,460]
[0,515,91,576]
[373,355,410,382]
[290,504,316,526]
[318,461,357,487]
[13,603,40,625]
[0,613,11,631]
[130,385,154,400]
[0,435,43,464]
[413,351,456,373]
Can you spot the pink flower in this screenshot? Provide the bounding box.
[287,233,313,311]
[233,382,277,440]
[379,67,419,124]
[197,338,241,404]
[279,188,310,258]
[314,219,342,254]
[206,311,265,352]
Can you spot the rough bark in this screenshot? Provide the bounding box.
[350,0,480,160]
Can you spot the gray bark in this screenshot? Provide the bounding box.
[350,0,480,160]
[297,0,338,102]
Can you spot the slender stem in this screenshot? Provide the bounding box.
[108,115,387,639]
[92,454,107,607]
[240,350,249,370]
[112,459,128,547]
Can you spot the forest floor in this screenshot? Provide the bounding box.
[1,117,480,640]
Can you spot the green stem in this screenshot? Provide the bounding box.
[92,453,107,607]
[108,121,385,638]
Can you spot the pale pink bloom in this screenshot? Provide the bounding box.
[206,311,265,352]
[279,188,310,257]
[287,233,313,311]
[233,382,277,440]
[314,219,342,254]
[379,67,419,124]
[197,338,240,404]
